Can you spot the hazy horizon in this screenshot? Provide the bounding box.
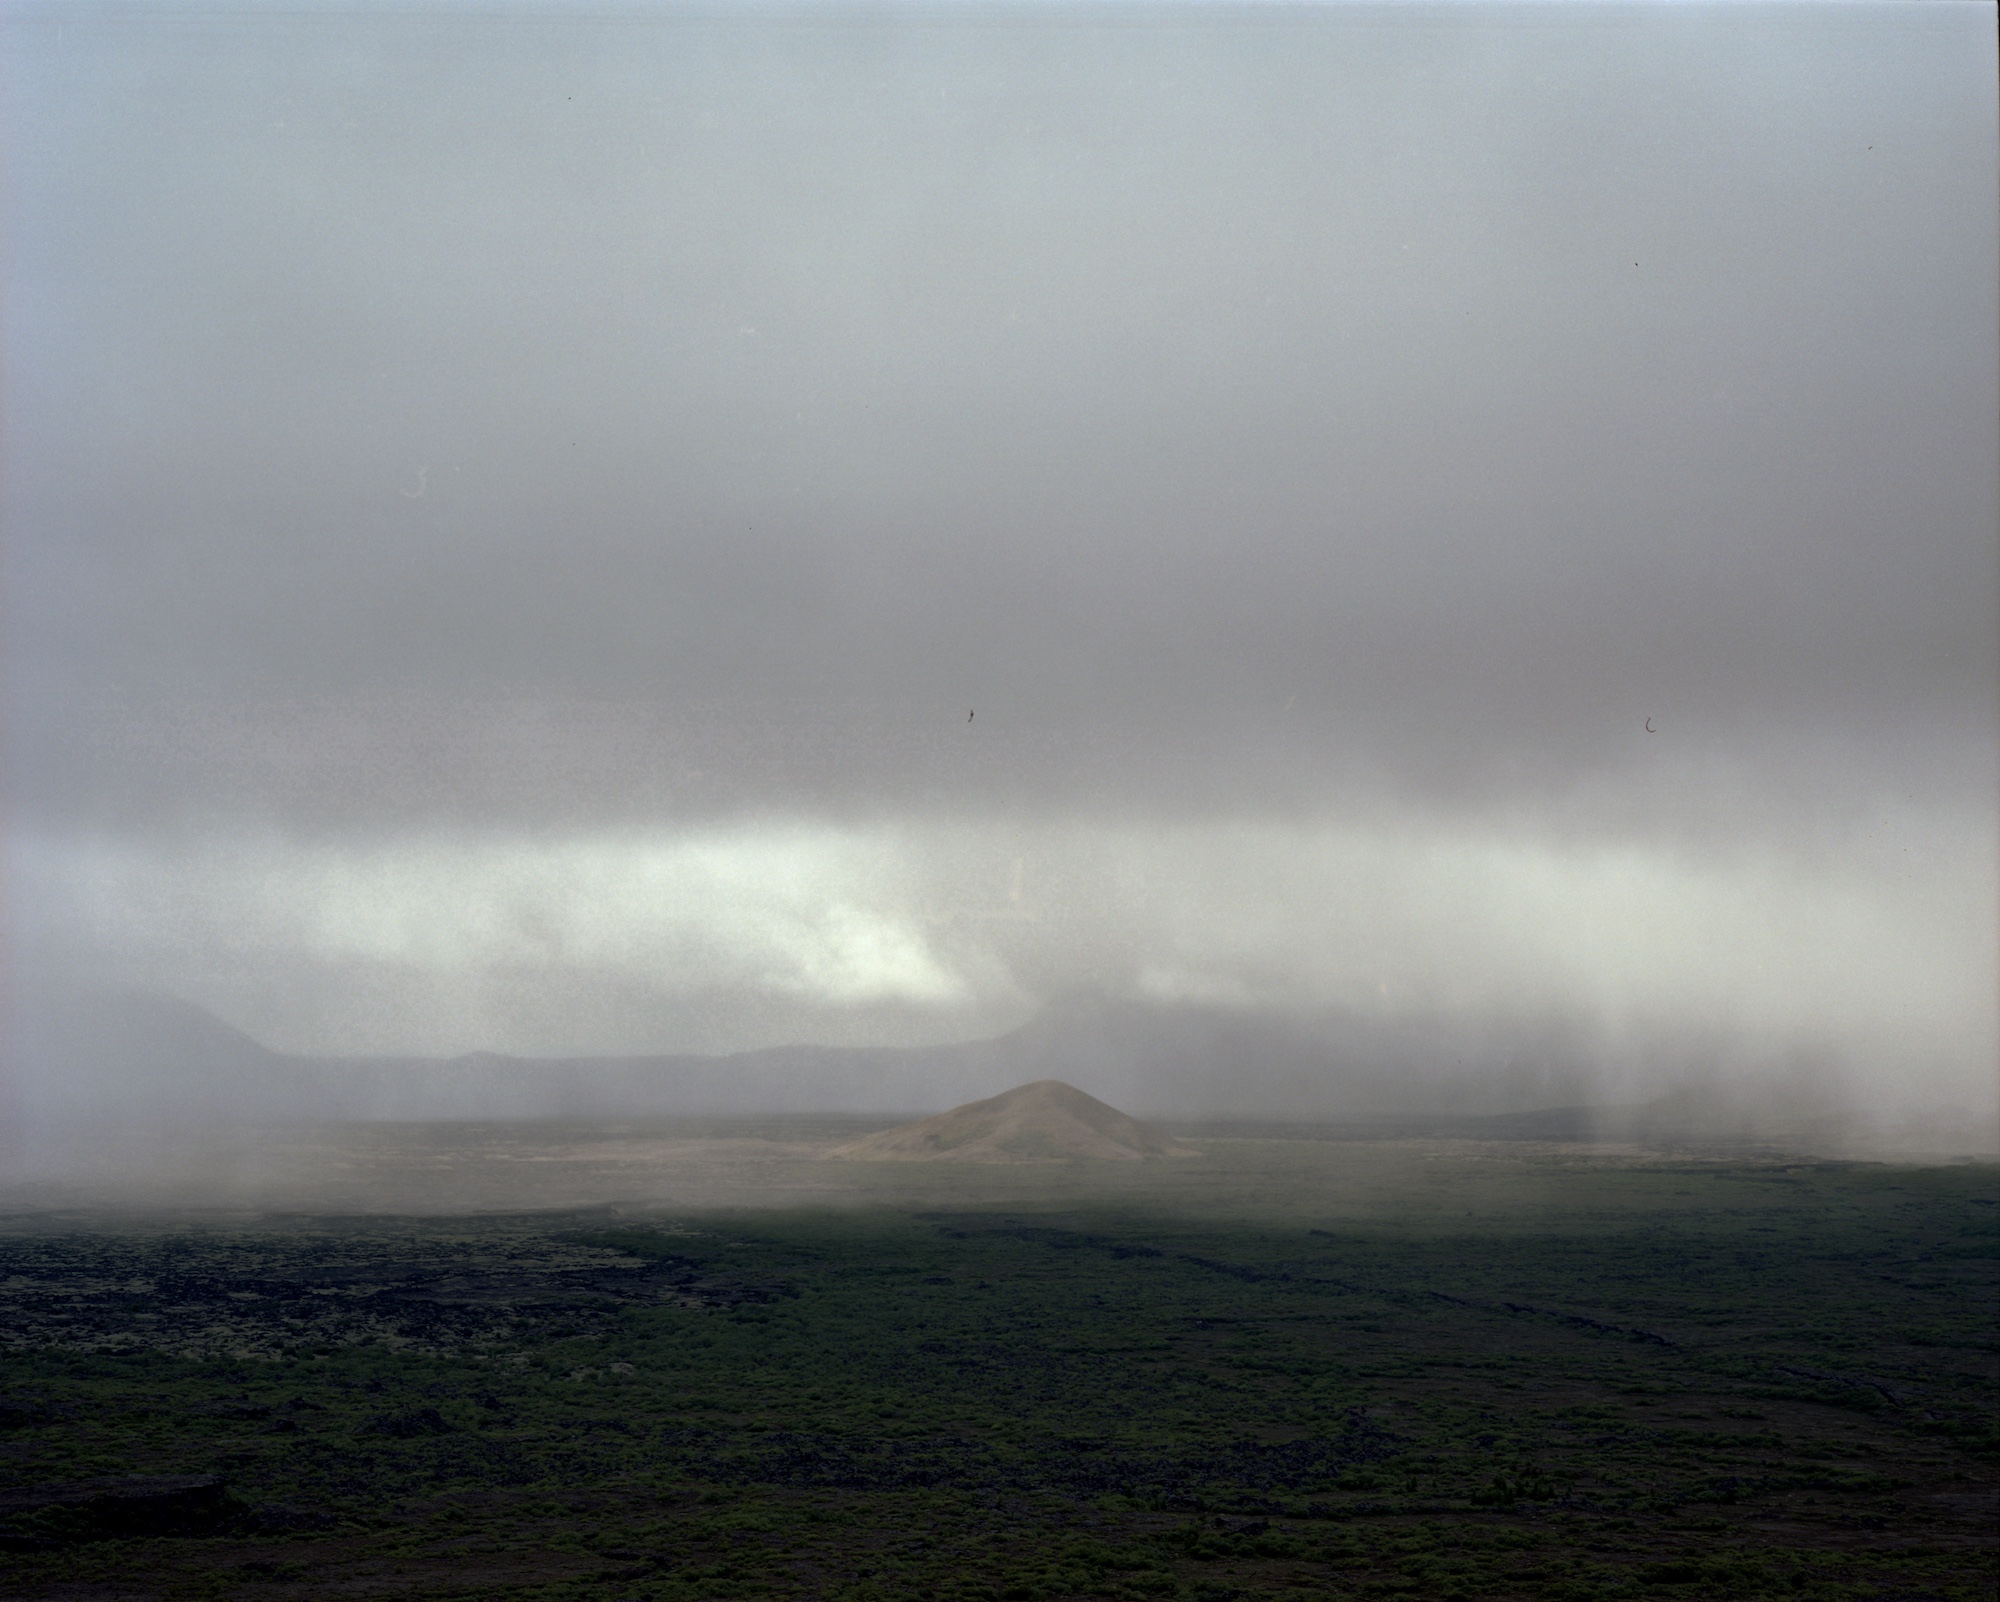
[5,2,1996,1149]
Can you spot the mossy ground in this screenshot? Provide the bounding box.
[1,1140,1993,1600]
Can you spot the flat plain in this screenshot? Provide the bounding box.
[1,1128,1994,1601]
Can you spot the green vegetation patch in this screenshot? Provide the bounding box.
[1,1150,1993,1599]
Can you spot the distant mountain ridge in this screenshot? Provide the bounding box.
[6,983,1556,1127]
[3,981,1905,1154]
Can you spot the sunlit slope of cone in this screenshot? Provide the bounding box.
[828,1079,1198,1163]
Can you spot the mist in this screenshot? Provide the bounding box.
[5,1,1996,1182]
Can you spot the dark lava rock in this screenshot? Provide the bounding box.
[365,1406,452,1438]
[0,1473,229,1548]
[249,1502,338,1533]
[0,1399,58,1430]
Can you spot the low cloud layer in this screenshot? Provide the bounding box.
[19,805,1993,1120]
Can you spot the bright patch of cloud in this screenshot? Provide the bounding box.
[14,801,1993,1100]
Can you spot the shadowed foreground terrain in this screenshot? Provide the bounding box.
[0,1137,1994,1601]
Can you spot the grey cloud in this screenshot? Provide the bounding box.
[8,5,1993,835]
[2,4,1993,1124]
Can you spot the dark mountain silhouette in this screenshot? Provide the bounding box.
[829,1080,1197,1163]
[8,984,287,1126]
[4,982,1885,1152]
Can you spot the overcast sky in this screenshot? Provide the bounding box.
[4,3,1995,1117]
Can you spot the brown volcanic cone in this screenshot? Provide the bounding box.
[829,1080,1198,1163]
